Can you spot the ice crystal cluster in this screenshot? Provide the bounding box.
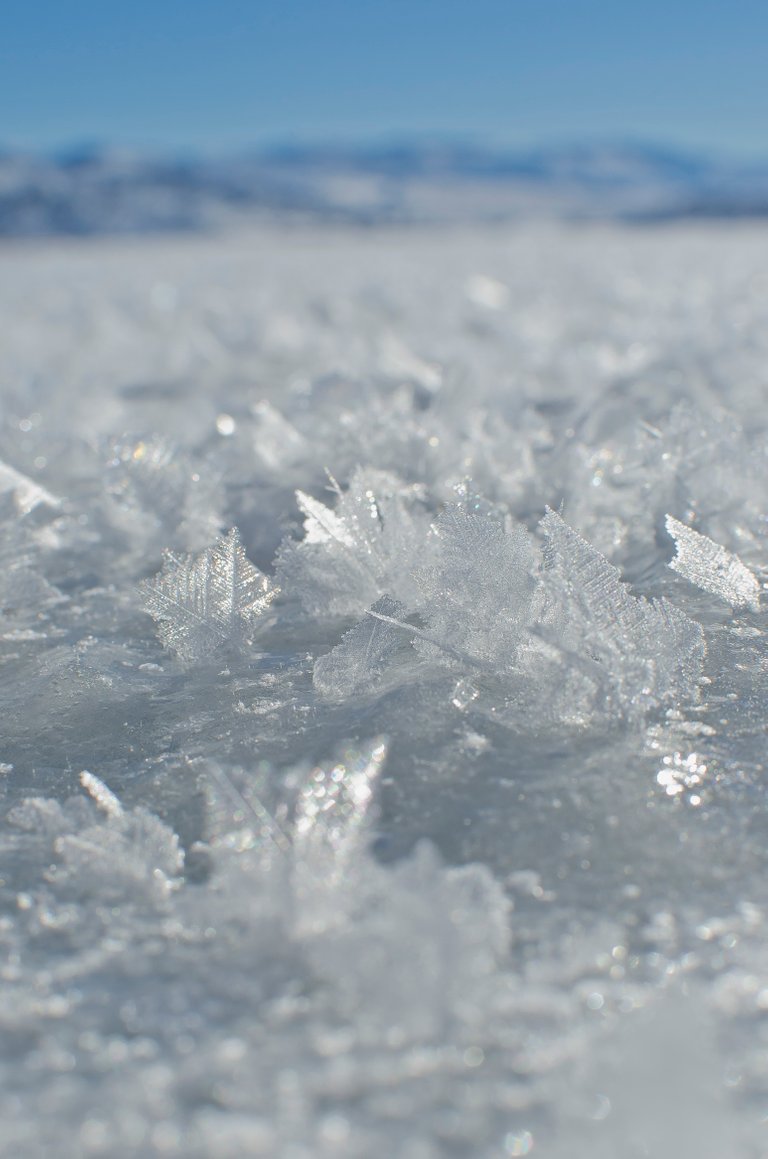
[3,223,768,1156]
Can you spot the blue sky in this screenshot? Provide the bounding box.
[2,0,768,156]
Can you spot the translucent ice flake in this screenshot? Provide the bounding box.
[200,739,389,936]
[251,400,309,473]
[309,504,705,731]
[292,738,388,934]
[276,468,429,617]
[415,505,536,671]
[313,595,409,700]
[204,761,291,857]
[104,434,223,556]
[295,488,356,548]
[140,527,278,661]
[665,514,761,612]
[0,458,60,515]
[0,495,63,627]
[539,510,705,721]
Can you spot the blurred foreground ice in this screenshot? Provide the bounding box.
[2,223,768,1155]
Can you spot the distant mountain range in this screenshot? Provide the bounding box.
[3,141,768,236]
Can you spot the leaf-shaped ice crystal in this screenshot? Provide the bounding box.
[666,514,761,612]
[313,595,409,700]
[540,509,705,720]
[415,505,536,670]
[276,469,429,617]
[140,527,278,660]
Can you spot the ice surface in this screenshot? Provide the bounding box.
[3,222,768,1155]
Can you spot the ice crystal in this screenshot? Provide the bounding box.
[666,513,761,612]
[414,505,536,671]
[276,468,429,617]
[104,435,223,556]
[140,527,278,660]
[80,769,124,818]
[292,737,387,934]
[539,509,705,720]
[313,594,409,700]
[0,458,60,515]
[0,496,62,630]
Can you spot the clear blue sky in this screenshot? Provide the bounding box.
[2,0,768,156]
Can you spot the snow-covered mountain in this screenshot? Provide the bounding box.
[3,141,768,235]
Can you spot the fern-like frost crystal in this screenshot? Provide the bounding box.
[540,510,705,720]
[140,527,278,660]
[313,594,409,700]
[276,469,430,617]
[666,514,761,612]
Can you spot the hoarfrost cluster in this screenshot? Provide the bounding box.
[2,223,768,1155]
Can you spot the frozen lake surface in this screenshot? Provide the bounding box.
[2,222,768,1156]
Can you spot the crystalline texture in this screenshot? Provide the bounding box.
[0,495,62,628]
[292,738,388,935]
[140,527,278,660]
[665,513,761,612]
[0,459,60,515]
[539,510,705,720]
[276,468,429,617]
[313,594,409,700]
[414,505,536,672]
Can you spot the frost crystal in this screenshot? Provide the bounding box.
[0,496,62,629]
[665,514,761,612]
[204,761,291,857]
[313,594,409,699]
[0,458,60,515]
[140,527,278,660]
[202,740,389,936]
[276,468,429,617]
[104,435,223,556]
[292,737,388,933]
[80,770,124,818]
[414,506,536,671]
[539,510,705,720]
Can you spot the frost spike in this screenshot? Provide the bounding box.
[0,459,61,515]
[295,490,356,547]
[80,771,124,819]
[292,738,388,935]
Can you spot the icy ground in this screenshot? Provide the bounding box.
[2,222,768,1156]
